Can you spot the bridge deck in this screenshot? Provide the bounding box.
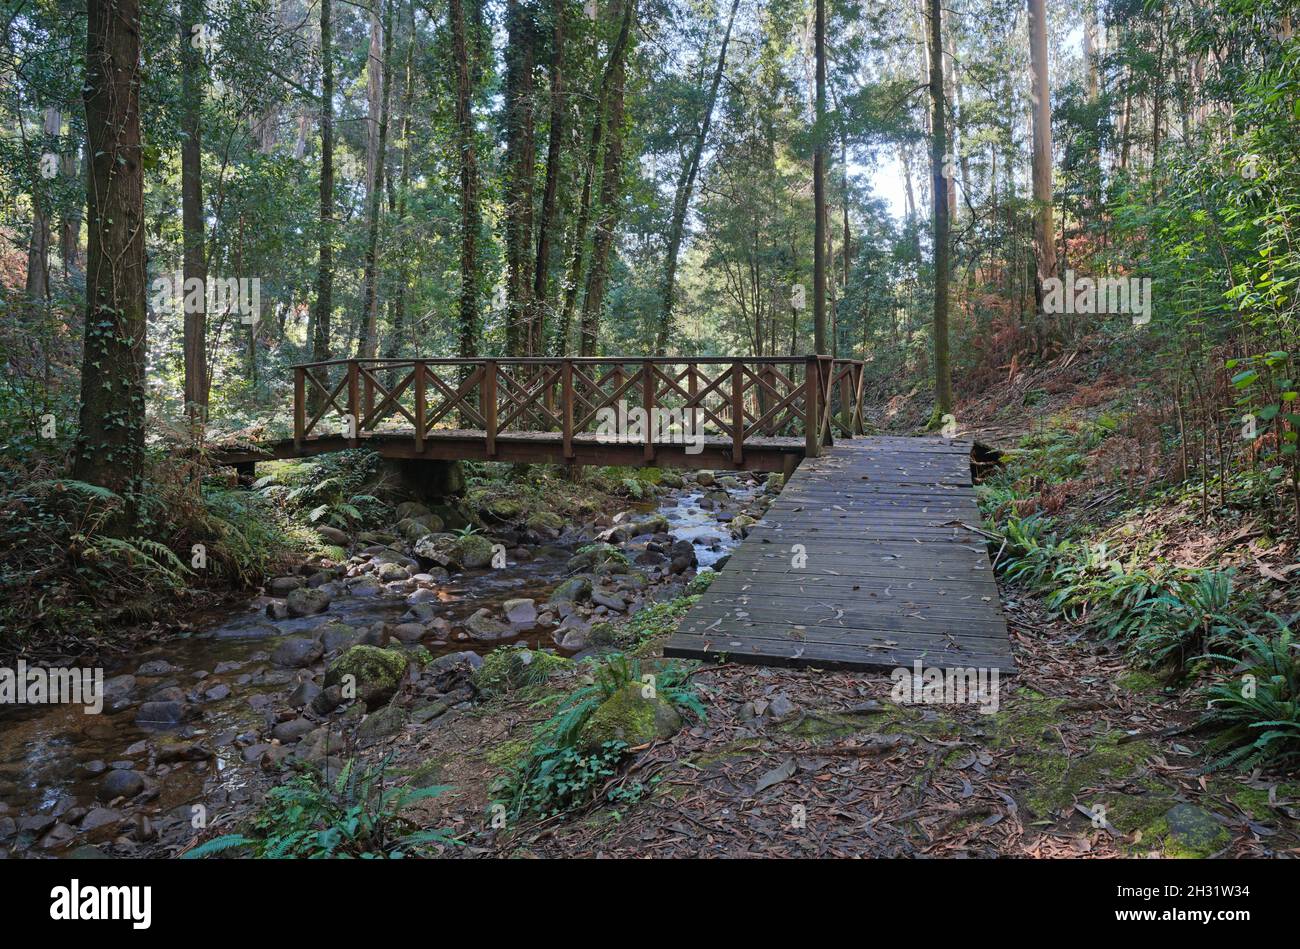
[217,428,805,471]
[664,435,1017,674]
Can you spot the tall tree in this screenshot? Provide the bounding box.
[180,0,207,417]
[526,0,567,355]
[579,0,636,356]
[357,0,395,359]
[928,0,952,418]
[812,0,827,354]
[25,107,60,303]
[310,0,335,413]
[654,0,741,355]
[1026,0,1056,312]
[503,0,539,355]
[450,0,480,359]
[555,0,633,355]
[74,0,147,520]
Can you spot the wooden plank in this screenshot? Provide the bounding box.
[669,435,1014,673]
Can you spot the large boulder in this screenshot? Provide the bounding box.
[464,608,512,641]
[566,544,628,575]
[454,533,497,569]
[324,645,409,705]
[502,598,538,625]
[412,532,460,569]
[577,682,683,752]
[271,636,324,669]
[525,511,564,534]
[316,525,350,546]
[286,587,331,618]
[549,575,593,605]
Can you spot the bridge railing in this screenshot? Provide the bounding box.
[292,356,864,463]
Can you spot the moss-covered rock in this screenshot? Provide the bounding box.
[567,543,628,574]
[1160,804,1231,858]
[525,511,564,533]
[485,497,525,520]
[577,681,683,752]
[454,533,497,569]
[324,645,408,705]
[549,575,593,604]
[475,646,573,696]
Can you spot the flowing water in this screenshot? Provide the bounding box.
[0,479,758,854]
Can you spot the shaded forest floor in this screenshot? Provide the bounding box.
[401,337,1300,858]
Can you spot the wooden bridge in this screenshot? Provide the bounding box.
[218,355,865,473]
[220,355,1012,674]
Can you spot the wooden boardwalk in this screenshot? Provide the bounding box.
[665,435,1016,674]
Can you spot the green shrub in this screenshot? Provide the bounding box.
[184,756,453,859]
[1202,618,1300,771]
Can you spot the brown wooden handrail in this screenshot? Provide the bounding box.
[290,356,865,460]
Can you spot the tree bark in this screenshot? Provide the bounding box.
[654,0,740,355]
[526,0,567,356]
[180,0,207,418]
[812,0,827,354]
[1027,0,1056,313]
[504,0,538,355]
[25,107,60,303]
[450,0,480,359]
[928,0,952,417]
[357,0,394,359]
[310,0,335,414]
[578,0,636,357]
[556,0,633,355]
[74,0,147,522]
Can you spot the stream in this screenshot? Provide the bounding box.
[0,473,765,857]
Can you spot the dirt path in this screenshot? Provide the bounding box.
[477,595,1300,859]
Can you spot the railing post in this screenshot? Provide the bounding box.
[363,368,375,425]
[347,360,360,447]
[731,361,745,467]
[481,359,497,457]
[853,361,866,435]
[293,366,305,450]
[642,359,656,463]
[820,355,835,448]
[561,359,574,459]
[804,355,821,458]
[414,361,426,454]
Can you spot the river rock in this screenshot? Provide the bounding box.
[98,769,144,801]
[503,598,538,625]
[357,706,408,747]
[396,518,435,543]
[406,587,441,606]
[134,701,195,727]
[389,622,427,644]
[454,533,497,569]
[286,587,331,617]
[272,636,324,669]
[631,514,670,536]
[288,680,322,708]
[377,561,411,582]
[79,808,124,833]
[577,681,683,751]
[271,718,315,743]
[550,575,593,604]
[268,576,305,595]
[316,525,350,545]
[464,608,512,641]
[591,588,626,612]
[204,683,231,701]
[324,645,408,705]
[136,659,178,676]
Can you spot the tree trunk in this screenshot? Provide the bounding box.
[504,0,538,356]
[180,0,207,418]
[357,0,394,359]
[527,0,567,356]
[654,0,740,355]
[310,0,335,414]
[578,0,636,357]
[450,0,480,359]
[25,107,60,303]
[928,0,952,417]
[1027,0,1056,314]
[812,0,827,354]
[557,0,634,355]
[387,0,416,359]
[74,0,147,522]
